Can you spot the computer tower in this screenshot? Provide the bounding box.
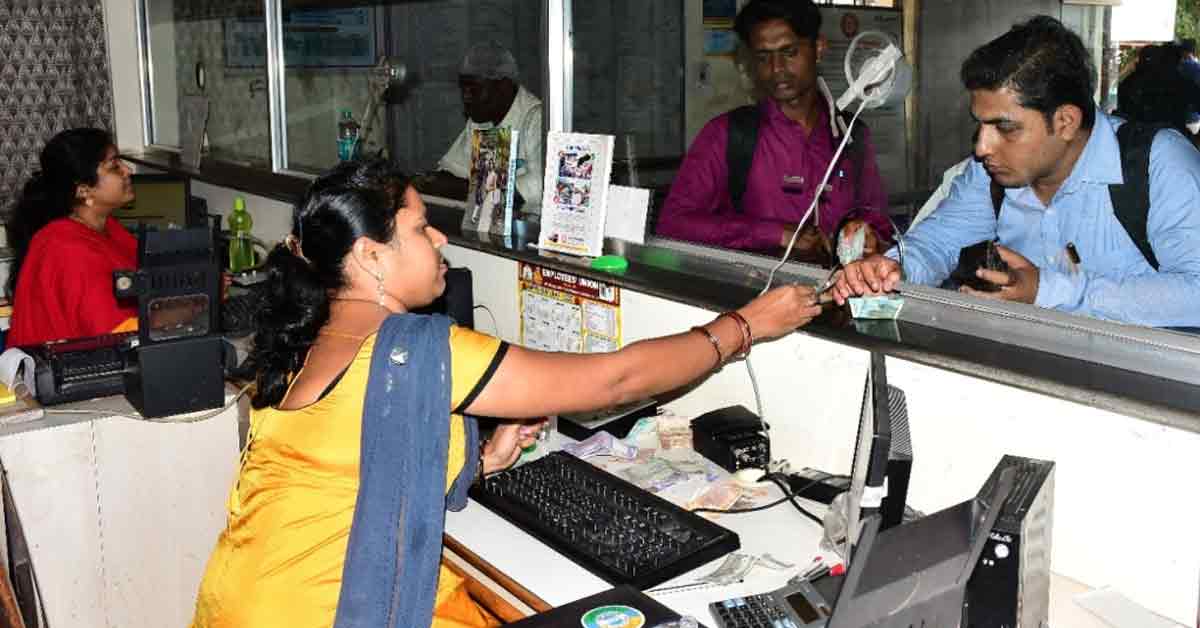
[965,455,1055,628]
[880,385,912,530]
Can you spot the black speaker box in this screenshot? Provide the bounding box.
[124,336,225,418]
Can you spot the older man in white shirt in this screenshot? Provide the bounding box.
[419,41,544,216]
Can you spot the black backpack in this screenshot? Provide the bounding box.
[726,104,867,213]
[989,121,1163,270]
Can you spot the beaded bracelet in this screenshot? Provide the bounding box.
[690,325,724,370]
[475,439,489,484]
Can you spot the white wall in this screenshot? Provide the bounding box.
[446,242,1200,627]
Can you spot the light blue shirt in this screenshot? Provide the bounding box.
[890,111,1200,328]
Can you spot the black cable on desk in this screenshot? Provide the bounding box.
[763,472,826,525]
[690,472,842,526]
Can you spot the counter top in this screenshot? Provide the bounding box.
[117,149,1200,432]
[444,438,1112,627]
[428,210,1200,433]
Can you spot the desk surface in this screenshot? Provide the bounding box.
[445,440,1116,627]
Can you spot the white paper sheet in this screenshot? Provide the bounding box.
[604,184,650,245]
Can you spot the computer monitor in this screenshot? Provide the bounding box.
[413,266,475,329]
[115,173,191,228]
[844,352,912,563]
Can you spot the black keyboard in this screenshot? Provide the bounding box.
[469,451,741,589]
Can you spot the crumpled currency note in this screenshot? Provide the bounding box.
[696,552,794,585]
[837,223,867,266]
[687,480,744,512]
[659,449,721,482]
[561,431,639,460]
[619,457,688,492]
[848,294,905,320]
[698,552,758,585]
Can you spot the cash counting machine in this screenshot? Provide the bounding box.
[22,227,225,418]
[114,226,225,417]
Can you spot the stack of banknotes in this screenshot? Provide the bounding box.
[848,294,904,320]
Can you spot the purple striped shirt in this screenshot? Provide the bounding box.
[656,97,890,252]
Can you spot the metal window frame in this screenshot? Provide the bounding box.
[547,0,571,132]
[264,0,290,174]
[134,0,155,146]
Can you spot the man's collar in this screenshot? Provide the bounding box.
[1064,109,1122,191]
[762,77,839,137]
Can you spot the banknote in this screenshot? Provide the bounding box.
[848,294,905,320]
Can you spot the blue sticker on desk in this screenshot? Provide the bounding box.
[580,604,646,628]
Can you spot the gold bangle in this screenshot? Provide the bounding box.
[691,325,723,369]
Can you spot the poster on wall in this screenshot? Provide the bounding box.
[518,262,621,354]
[224,8,377,68]
[817,8,909,196]
[703,0,738,26]
[703,0,738,56]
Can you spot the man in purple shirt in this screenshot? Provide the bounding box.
[656,0,891,260]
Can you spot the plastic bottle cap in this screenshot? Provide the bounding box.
[591,255,629,273]
[234,197,245,211]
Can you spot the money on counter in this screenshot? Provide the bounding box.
[848,294,905,320]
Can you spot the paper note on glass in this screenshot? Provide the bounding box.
[604,185,650,245]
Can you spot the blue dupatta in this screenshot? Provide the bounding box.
[334,313,481,628]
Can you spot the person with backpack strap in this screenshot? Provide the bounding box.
[656,0,892,259]
[833,16,1200,328]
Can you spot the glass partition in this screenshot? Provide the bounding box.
[141,0,546,177]
[273,0,545,177]
[570,1,686,199]
[137,1,1197,336]
[142,0,272,168]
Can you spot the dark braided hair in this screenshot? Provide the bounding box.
[5,128,113,297]
[246,159,411,409]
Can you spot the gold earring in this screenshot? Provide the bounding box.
[85,197,94,207]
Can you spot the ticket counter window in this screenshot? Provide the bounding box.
[140,0,546,178]
[141,0,272,168]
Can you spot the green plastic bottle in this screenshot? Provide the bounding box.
[227,196,255,272]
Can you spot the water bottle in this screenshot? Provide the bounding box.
[337,109,360,162]
[227,196,255,273]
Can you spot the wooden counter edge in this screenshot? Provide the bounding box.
[443,533,551,620]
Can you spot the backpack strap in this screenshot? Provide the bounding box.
[985,122,1160,270]
[726,105,760,213]
[726,105,868,214]
[1109,121,1160,271]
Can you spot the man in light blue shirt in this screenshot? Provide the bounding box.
[833,16,1200,328]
